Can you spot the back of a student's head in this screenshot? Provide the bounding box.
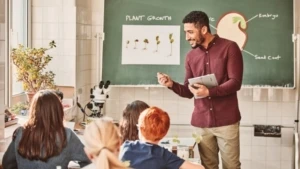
[84,118,128,169]
[138,107,170,142]
[120,100,149,142]
[19,90,66,161]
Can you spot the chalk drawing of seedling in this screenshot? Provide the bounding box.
[169,33,174,56]
[126,40,130,48]
[143,39,149,50]
[154,36,160,53]
[134,39,139,49]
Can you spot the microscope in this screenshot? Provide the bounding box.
[77,80,111,120]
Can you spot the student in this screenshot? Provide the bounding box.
[157,11,243,169]
[83,118,129,169]
[119,100,149,143]
[2,90,91,169]
[119,107,205,169]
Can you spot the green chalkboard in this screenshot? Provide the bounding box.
[103,0,294,87]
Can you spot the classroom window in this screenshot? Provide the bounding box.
[10,0,29,95]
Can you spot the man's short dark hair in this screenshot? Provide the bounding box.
[182,11,211,33]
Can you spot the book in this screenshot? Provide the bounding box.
[188,74,218,99]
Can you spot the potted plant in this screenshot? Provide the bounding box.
[11,41,57,102]
[9,102,29,115]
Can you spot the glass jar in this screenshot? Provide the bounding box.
[177,145,189,159]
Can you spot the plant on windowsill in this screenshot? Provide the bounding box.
[11,41,57,102]
[9,102,29,115]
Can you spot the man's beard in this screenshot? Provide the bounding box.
[191,34,205,49]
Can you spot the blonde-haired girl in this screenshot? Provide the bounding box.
[83,118,129,169]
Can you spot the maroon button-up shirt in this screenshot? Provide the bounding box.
[171,35,243,128]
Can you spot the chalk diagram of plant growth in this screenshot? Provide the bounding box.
[122,25,180,65]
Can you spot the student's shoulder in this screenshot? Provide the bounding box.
[122,140,140,147]
[64,127,79,141]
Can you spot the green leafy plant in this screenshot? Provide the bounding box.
[11,41,57,93]
[9,102,29,114]
[172,135,180,144]
[192,132,202,144]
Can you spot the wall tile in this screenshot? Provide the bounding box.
[267,137,281,147]
[148,100,164,108]
[119,87,135,100]
[163,100,178,115]
[241,160,251,169]
[176,114,190,124]
[253,88,268,102]
[44,0,60,7]
[240,127,252,146]
[267,102,282,117]
[266,147,281,161]
[266,117,281,125]
[32,0,44,7]
[107,87,119,100]
[0,23,5,40]
[0,90,4,106]
[32,23,43,40]
[280,146,293,161]
[91,0,102,12]
[169,114,179,125]
[163,88,178,100]
[268,89,282,102]
[281,117,295,126]
[252,116,267,124]
[253,102,267,117]
[42,23,59,39]
[265,161,280,169]
[251,146,266,161]
[281,128,294,146]
[105,99,119,115]
[31,40,43,48]
[0,41,4,62]
[134,87,149,102]
[43,7,59,23]
[238,88,253,101]
[64,23,76,39]
[63,0,76,7]
[177,99,193,115]
[149,87,164,100]
[282,89,296,102]
[239,101,253,124]
[252,136,266,146]
[92,11,103,25]
[280,161,293,169]
[63,7,76,23]
[281,102,296,117]
[241,145,251,160]
[63,40,76,55]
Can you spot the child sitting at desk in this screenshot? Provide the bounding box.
[2,90,90,169]
[83,118,129,169]
[119,100,149,143]
[119,106,205,169]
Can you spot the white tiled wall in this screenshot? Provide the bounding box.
[31,0,76,87]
